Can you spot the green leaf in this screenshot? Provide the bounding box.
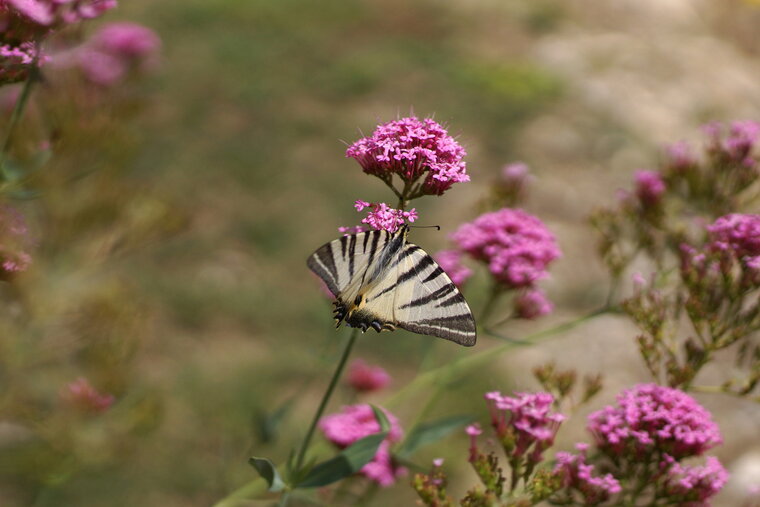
[248,456,285,492]
[370,404,390,432]
[256,398,294,443]
[397,414,474,458]
[296,431,388,488]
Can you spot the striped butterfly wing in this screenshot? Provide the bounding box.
[307,228,394,303]
[385,243,476,346]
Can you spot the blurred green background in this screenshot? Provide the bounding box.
[3,0,760,505]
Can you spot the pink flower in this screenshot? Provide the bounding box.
[434,249,472,287]
[77,22,161,86]
[346,116,469,196]
[337,225,367,235]
[661,455,728,505]
[703,120,760,165]
[634,170,666,207]
[707,214,760,271]
[5,0,117,28]
[587,384,722,460]
[451,208,561,289]
[0,204,32,274]
[354,200,417,233]
[554,443,622,504]
[346,359,391,392]
[513,288,553,320]
[486,391,565,461]
[319,404,405,487]
[465,423,482,461]
[0,41,37,85]
[498,162,532,203]
[665,141,697,172]
[63,377,115,413]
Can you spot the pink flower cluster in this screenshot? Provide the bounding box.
[2,0,116,28]
[704,120,760,165]
[587,383,722,460]
[76,22,160,86]
[707,213,760,272]
[0,0,116,84]
[513,288,553,320]
[64,377,115,413]
[354,200,417,233]
[433,249,472,287]
[634,170,666,207]
[346,116,469,196]
[0,204,32,273]
[485,391,565,460]
[661,455,728,505]
[498,162,532,204]
[319,404,406,487]
[665,140,697,172]
[451,208,561,289]
[554,443,622,504]
[346,359,391,393]
[0,41,36,84]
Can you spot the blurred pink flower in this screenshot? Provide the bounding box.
[661,455,728,505]
[77,22,161,86]
[588,383,722,460]
[64,377,115,413]
[5,0,116,28]
[0,41,37,85]
[0,204,32,274]
[346,359,391,393]
[498,162,532,204]
[513,288,553,320]
[634,170,666,207]
[354,200,417,232]
[451,208,561,289]
[434,249,472,287]
[703,120,760,165]
[346,116,469,196]
[319,404,405,486]
[665,140,697,173]
[554,443,621,504]
[707,213,760,271]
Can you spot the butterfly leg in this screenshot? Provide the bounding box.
[333,301,347,328]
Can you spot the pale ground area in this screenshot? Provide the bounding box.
[468,0,760,504]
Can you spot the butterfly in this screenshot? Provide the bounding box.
[307,225,476,346]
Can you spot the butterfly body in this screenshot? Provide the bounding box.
[308,226,476,346]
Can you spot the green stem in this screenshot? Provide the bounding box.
[291,329,359,478]
[0,46,39,177]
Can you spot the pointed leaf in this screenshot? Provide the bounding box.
[370,404,390,432]
[248,456,285,492]
[296,430,388,488]
[398,415,474,458]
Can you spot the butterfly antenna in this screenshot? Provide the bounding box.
[408,225,441,231]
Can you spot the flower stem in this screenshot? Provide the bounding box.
[0,47,39,179]
[293,328,359,476]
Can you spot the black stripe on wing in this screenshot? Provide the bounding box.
[397,314,476,346]
[307,243,340,296]
[397,283,456,310]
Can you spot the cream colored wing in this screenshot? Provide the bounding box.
[307,229,392,297]
[359,243,476,346]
